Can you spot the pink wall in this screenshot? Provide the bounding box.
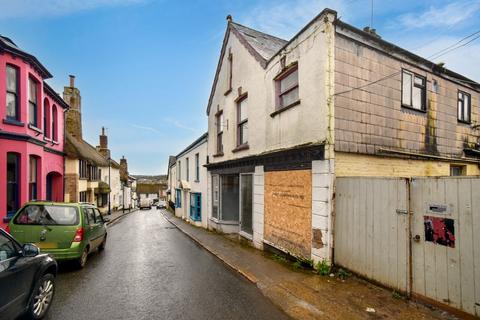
[0,52,65,229]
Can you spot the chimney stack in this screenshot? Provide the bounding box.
[97,127,110,159]
[64,75,82,138]
[69,75,75,88]
[120,156,129,183]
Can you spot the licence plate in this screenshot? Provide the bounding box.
[35,242,57,249]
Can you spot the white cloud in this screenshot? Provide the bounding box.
[399,1,480,29]
[241,0,349,40]
[0,0,148,18]
[131,124,163,135]
[413,37,480,82]
[164,118,196,132]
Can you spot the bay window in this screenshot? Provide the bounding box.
[6,65,19,121]
[29,156,38,201]
[29,77,39,127]
[7,153,20,217]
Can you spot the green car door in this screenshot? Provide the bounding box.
[83,207,105,250]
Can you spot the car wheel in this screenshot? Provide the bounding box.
[77,247,89,269]
[26,273,55,320]
[99,235,107,251]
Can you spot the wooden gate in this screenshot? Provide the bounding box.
[335,176,480,316]
[335,177,409,292]
[411,177,480,316]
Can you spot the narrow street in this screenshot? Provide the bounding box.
[44,209,289,320]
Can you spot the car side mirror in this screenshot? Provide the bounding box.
[23,243,40,257]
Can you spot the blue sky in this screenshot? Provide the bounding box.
[1,0,479,174]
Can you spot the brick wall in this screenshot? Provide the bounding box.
[334,34,479,159]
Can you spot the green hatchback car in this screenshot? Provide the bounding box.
[7,202,108,268]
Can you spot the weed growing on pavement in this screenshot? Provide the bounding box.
[337,268,351,280]
[272,253,288,264]
[316,259,331,276]
[293,261,303,269]
[392,291,406,300]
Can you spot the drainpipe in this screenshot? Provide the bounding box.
[62,106,69,202]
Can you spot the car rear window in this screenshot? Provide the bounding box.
[14,205,79,226]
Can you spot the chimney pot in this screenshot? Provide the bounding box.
[69,75,75,88]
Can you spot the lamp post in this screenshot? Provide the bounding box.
[122,182,125,214]
[108,157,111,215]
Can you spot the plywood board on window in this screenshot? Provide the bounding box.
[264,170,312,258]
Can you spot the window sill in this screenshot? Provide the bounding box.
[213,152,224,158]
[51,140,59,145]
[28,124,43,134]
[232,144,249,153]
[401,105,426,114]
[457,120,471,126]
[224,88,232,96]
[270,100,301,117]
[43,136,52,142]
[3,118,25,127]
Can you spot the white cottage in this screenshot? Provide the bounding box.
[174,133,208,228]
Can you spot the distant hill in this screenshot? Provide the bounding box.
[132,175,167,183]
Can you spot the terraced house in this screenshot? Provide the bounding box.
[0,35,68,228]
[205,8,479,272]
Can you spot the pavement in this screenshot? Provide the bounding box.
[104,207,138,225]
[45,208,288,320]
[162,210,459,320]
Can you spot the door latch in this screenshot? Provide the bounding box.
[396,209,408,215]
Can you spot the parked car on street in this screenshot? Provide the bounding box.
[156,200,166,209]
[0,228,57,320]
[7,202,109,268]
[139,198,152,210]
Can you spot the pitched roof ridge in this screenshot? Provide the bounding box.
[230,21,288,42]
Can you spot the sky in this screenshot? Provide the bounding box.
[0,0,479,175]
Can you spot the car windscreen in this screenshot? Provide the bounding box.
[14,205,79,226]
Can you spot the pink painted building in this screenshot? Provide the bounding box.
[0,35,68,228]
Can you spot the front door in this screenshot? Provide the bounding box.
[240,174,253,236]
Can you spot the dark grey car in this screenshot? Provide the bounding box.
[0,228,57,320]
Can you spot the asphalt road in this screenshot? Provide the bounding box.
[44,208,289,320]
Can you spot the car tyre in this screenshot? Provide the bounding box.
[26,273,55,320]
[77,247,89,269]
[98,235,107,251]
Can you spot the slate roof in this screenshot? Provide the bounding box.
[0,35,52,78]
[168,156,176,168]
[230,22,287,61]
[176,132,208,158]
[65,132,109,166]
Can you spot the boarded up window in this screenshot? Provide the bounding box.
[264,170,312,258]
